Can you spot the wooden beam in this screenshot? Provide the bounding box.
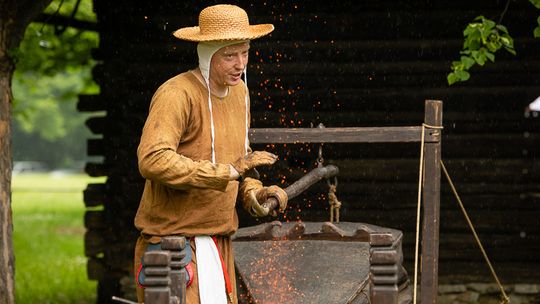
[249,126,440,144]
[421,100,443,304]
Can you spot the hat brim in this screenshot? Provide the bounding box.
[173,24,274,42]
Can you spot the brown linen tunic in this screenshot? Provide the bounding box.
[134,70,249,303]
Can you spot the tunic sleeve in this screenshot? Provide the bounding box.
[137,83,230,191]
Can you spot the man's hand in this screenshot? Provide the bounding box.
[246,185,288,217]
[231,151,277,176]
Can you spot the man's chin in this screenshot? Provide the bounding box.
[227,79,242,86]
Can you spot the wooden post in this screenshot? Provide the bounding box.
[161,236,188,304]
[421,100,443,304]
[143,250,174,304]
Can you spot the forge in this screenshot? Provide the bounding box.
[139,100,441,304]
[233,221,410,304]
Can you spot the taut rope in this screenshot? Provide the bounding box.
[412,123,509,304]
[440,160,510,304]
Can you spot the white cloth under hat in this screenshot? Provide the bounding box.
[197,41,250,163]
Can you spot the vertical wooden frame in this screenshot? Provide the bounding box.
[421,100,443,304]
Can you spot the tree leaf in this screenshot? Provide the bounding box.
[483,18,496,31]
[534,26,540,38]
[485,52,495,62]
[474,15,486,21]
[496,24,510,34]
[447,72,458,85]
[461,56,476,69]
[471,50,487,65]
[529,0,540,9]
[455,70,471,81]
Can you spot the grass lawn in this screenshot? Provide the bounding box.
[12,173,105,304]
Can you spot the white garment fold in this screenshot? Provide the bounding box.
[195,236,227,304]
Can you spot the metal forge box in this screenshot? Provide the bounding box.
[233,221,411,304]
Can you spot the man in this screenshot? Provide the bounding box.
[133,4,288,304]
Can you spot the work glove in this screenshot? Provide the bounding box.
[231,151,278,176]
[240,177,288,217]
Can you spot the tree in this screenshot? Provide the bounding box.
[448,0,540,84]
[0,1,53,303]
[12,0,98,168]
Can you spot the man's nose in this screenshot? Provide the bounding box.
[235,55,246,70]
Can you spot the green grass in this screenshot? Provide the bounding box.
[12,173,105,304]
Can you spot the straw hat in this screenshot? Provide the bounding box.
[173,4,274,42]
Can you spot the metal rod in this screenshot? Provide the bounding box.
[111,296,138,304]
[261,165,339,211]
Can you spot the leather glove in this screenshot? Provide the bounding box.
[255,185,288,217]
[240,178,288,217]
[231,151,277,176]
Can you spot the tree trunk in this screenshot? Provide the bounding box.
[0,30,16,304]
[0,1,53,302]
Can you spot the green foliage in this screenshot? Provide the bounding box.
[14,0,97,75]
[12,174,104,304]
[13,68,96,141]
[531,0,540,37]
[12,0,99,168]
[447,16,515,85]
[448,1,540,85]
[530,0,540,9]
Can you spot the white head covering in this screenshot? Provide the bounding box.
[197,40,250,163]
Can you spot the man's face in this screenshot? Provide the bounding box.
[210,42,250,90]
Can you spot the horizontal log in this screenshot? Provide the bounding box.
[437,261,540,283]
[78,94,106,112]
[96,61,540,90]
[255,141,539,162]
[98,38,540,66]
[258,176,540,195]
[255,158,539,184]
[329,158,540,183]
[87,257,108,280]
[250,111,540,133]
[249,126,440,144]
[85,211,107,230]
[95,83,539,114]
[98,7,538,41]
[85,116,106,135]
[85,115,145,136]
[85,162,108,177]
[85,230,106,257]
[334,193,540,211]
[83,183,106,207]
[248,87,540,113]
[87,138,105,156]
[270,208,540,234]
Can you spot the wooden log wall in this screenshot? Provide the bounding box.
[81,0,540,301]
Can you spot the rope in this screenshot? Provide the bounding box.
[440,161,510,304]
[328,183,341,223]
[412,122,508,304]
[412,124,427,304]
[317,136,342,224]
